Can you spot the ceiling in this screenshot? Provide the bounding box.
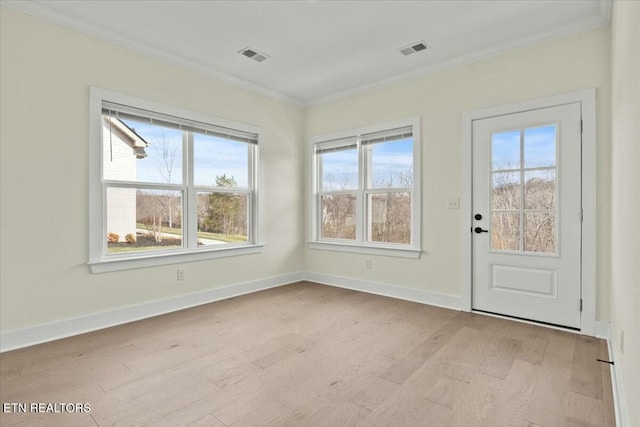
[3,0,611,105]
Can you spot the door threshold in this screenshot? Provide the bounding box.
[472,309,581,333]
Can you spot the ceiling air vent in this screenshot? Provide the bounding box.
[398,41,429,56]
[238,47,269,63]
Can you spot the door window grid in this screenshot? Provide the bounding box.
[490,125,558,254]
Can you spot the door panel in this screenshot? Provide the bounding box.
[472,103,582,328]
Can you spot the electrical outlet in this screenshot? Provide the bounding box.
[447,197,460,209]
[620,330,624,354]
[365,259,372,269]
[177,269,185,281]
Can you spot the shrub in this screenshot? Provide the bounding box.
[107,232,119,243]
[125,233,136,244]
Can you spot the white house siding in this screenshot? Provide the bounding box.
[102,118,138,242]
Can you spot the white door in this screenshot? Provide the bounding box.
[472,103,582,328]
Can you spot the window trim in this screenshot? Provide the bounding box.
[308,117,421,258]
[88,87,264,273]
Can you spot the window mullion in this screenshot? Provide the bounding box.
[356,137,366,243]
[186,131,197,249]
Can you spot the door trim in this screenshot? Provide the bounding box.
[460,89,597,336]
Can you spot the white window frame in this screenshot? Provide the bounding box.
[309,117,421,259]
[88,87,263,273]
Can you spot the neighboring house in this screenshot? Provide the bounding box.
[102,116,148,242]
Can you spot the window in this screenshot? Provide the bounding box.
[89,88,262,272]
[310,118,421,258]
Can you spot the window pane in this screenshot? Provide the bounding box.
[103,116,183,184]
[524,169,556,210]
[492,130,521,170]
[524,125,556,168]
[320,194,356,239]
[106,188,182,253]
[524,213,556,253]
[319,148,358,191]
[367,192,411,244]
[368,138,413,188]
[491,212,520,251]
[194,133,249,188]
[197,192,248,245]
[492,171,521,210]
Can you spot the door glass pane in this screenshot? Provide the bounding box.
[524,213,556,253]
[320,194,356,239]
[491,130,520,170]
[492,212,520,251]
[194,133,249,188]
[319,148,358,191]
[524,169,556,210]
[196,192,248,245]
[367,192,411,244]
[103,116,183,184]
[492,171,521,210]
[368,138,414,188]
[524,125,556,168]
[107,188,182,253]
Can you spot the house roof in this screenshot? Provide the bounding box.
[103,116,149,159]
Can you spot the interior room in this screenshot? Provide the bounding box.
[0,1,637,426]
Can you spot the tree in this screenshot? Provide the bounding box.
[200,174,246,236]
[151,134,181,230]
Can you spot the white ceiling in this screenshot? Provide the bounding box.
[3,0,611,105]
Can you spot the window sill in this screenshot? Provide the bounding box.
[308,241,421,259]
[89,244,264,273]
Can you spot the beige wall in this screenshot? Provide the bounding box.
[305,27,612,319]
[610,1,640,425]
[0,9,613,332]
[0,8,305,331]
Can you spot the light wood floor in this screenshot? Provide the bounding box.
[0,282,615,427]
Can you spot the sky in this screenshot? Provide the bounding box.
[120,119,249,188]
[320,138,413,191]
[491,125,556,171]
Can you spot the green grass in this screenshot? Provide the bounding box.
[136,223,247,243]
[107,245,180,254]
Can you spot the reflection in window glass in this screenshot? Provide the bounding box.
[368,139,413,188]
[492,212,521,251]
[102,117,183,184]
[524,125,556,168]
[194,133,249,188]
[196,192,248,245]
[492,171,521,210]
[321,194,356,239]
[524,213,556,253]
[106,188,182,253]
[524,170,556,211]
[491,130,520,170]
[367,192,411,244]
[319,148,358,191]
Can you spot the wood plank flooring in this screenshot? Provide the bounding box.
[0,281,615,426]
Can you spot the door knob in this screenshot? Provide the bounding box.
[474,214,482,220]
[474,227,489,233]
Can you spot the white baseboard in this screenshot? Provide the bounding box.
[304,272,462,311]
[604,322,629,427]
[0,272,305,353]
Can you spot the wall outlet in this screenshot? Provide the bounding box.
[365,259,372,269]
[620,330,624,354]
[177,269,185,281]
[447,197,460,209]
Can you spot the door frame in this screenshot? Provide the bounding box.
[460,89,597,336]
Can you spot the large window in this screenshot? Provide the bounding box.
[89,88,262,272]
[310,118,421,258]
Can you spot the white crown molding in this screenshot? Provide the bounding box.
[307,10,611,107]
[0,0,304,107]
[3,0,611,108]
